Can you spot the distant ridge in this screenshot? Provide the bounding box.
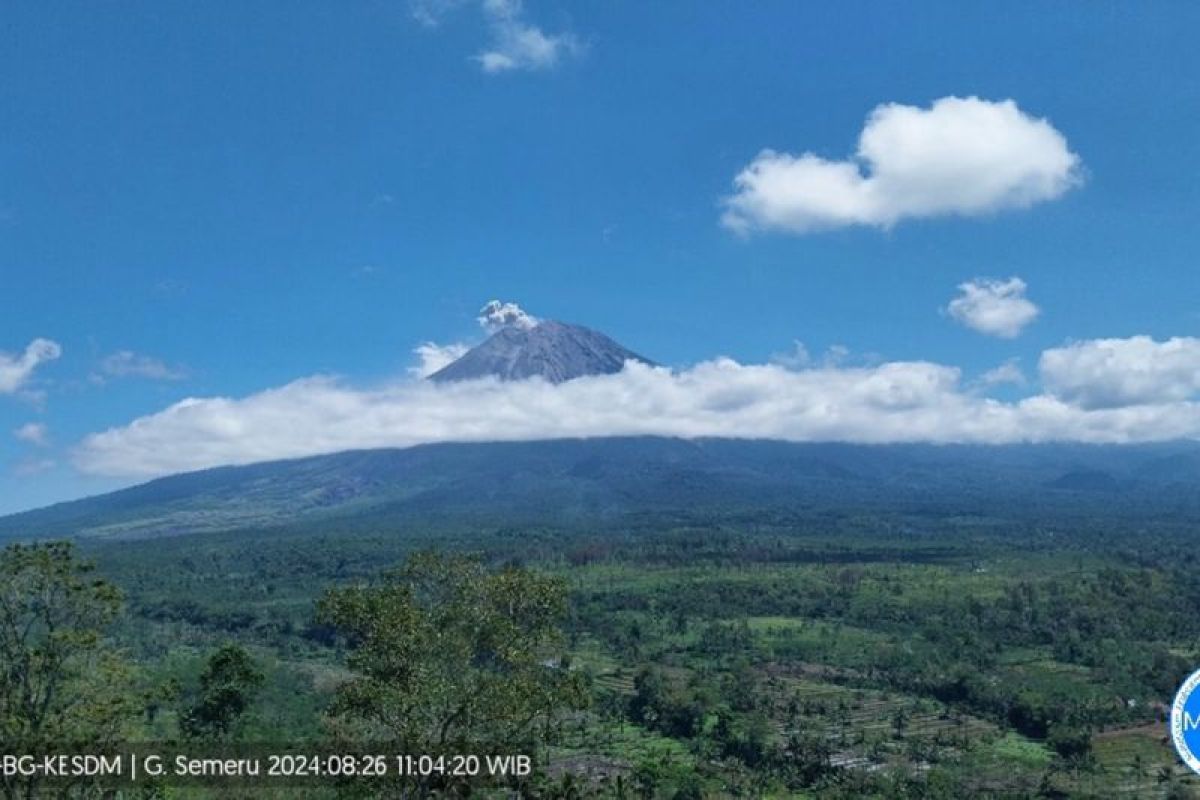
[4,439,1200,542]
[429,320,655,384]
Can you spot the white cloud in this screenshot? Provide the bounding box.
[770,342,869,370]
[978,359,1026,387]
[478,299,539,332]
[946,277,1040,338]
[769,341,811,370]
[410,0,464,27]
[13,422,48,446]
[721,96,1081,235]
[413,0,580,73]
[475,0,580,73]
[73,336,1200,479]
[96,350,188,382]
[0,338,62,394]
[1040,336,1200,410]
[409,342,470,378]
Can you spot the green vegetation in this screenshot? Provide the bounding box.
[0,542,140,799]
[317,551,588,793]
[180,643,265,741]
[6,496,1200,797]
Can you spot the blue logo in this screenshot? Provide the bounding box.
[1171,668,1200,774]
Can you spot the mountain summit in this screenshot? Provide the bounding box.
[429,320,655,384]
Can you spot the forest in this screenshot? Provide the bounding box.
[4,494,1200,799]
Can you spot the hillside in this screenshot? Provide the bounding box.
[4,437,1200,541]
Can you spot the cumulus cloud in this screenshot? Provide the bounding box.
[0,338,62,394]
[721,96,1081,235]
[946,277,1040,338]
[72,336,1200,479]
[409,342,471,378]
[95,350,188,382]
[978,359,1026,387]
[478,300,539,332]
[1040,336,1200,410]
[13,422,48,446]
[475,0,581,73]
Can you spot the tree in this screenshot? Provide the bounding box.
[180,643,264,741]
[0,541,138,799]
[892,706,909,738]
[317,552,587,785]
[1046,722,1092,763]
[783,732,832,787]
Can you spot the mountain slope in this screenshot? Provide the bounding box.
[428,320,655,383]
[4,438,1200,542]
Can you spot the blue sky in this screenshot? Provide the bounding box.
[3,2,1199,512]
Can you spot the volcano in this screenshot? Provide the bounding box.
[428,320,656,384]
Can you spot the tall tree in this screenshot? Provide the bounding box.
[318,552,587,788]
[0,541,138,799]
[180,643,264,741]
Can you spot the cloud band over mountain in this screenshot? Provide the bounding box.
[74,335,1200,479]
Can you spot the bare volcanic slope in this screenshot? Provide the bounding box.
[428,320,655,384]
